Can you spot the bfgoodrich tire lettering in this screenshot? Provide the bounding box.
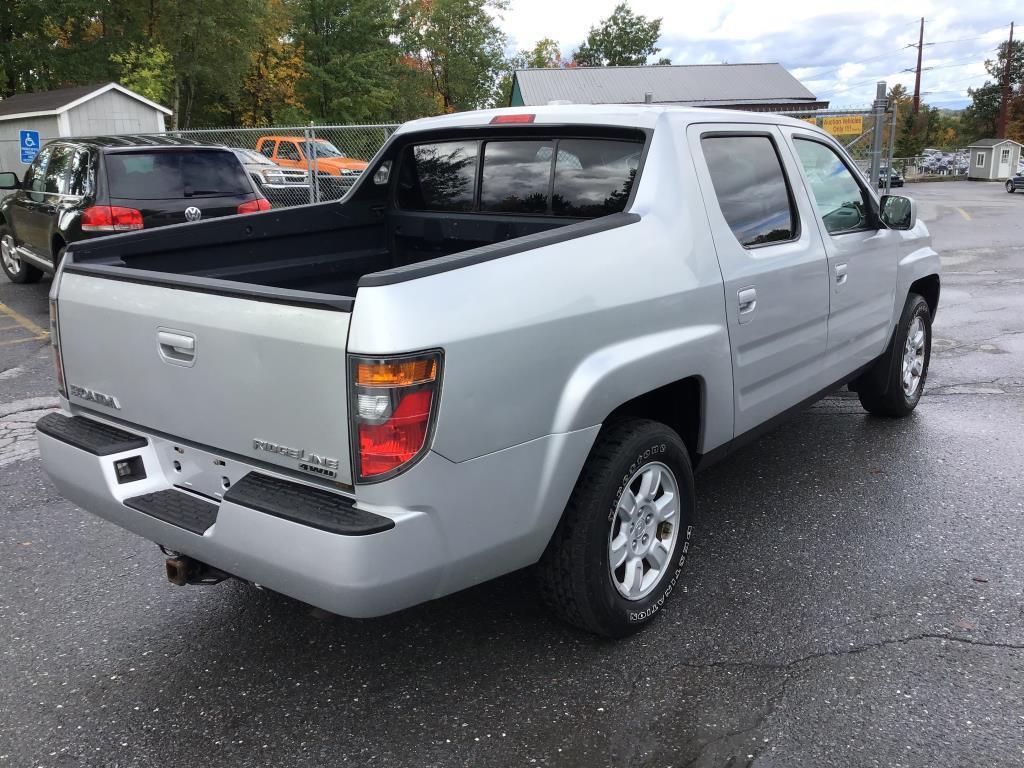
[537,419,695,637]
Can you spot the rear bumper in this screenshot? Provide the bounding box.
[37,411,599,617]
[37,413,446,617]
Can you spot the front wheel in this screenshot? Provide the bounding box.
[857,293,932,417]
[537,419,695,637]
[1008,180,1016,193]
[0,225,43,284]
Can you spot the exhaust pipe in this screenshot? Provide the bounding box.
[165,555,229,586]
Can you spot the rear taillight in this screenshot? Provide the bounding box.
[49,298,67,398]
[80,205,143,232]
[237,197,272,214]
[349,351,442,482]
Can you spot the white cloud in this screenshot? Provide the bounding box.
[500,0,1017,108]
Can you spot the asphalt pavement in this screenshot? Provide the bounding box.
[1,181,1023,767]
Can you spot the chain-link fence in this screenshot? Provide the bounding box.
[889,150,970,180]
[143,124,400,208]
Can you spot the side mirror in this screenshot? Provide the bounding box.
[880,194,916,230]
[0,171,20,190]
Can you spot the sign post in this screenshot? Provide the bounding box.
[19,130,40,164]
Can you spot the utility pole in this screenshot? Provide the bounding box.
[870,81,888,187]
[912,17,924,114]
[997,21,1014,139]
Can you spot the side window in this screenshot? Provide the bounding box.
[1000,148,1010,163]
[259,141,276,159]
[480,140,553,214]
[793,138,871,235]
[701,135,797,247]
[975,152,985,168]
[43,145,74,194]
[24,146,52,199]
[397,140,478,212]
[277,141,301,161]
[66,148,92,196]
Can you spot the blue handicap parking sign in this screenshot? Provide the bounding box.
[20,130,40,164]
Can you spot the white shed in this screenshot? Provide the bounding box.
[0,83,172,172]
[966,138,1023,181]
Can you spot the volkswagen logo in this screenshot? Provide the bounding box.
[184,206,202,222]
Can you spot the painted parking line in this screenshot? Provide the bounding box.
[0,300,48,339]
[956,207,972,221]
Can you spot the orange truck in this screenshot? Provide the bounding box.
[255,136,368,189]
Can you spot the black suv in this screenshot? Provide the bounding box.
[0,136,269,283]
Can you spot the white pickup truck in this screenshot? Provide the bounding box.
[37,106,939,636]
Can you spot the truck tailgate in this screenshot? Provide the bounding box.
[56,271,353,485]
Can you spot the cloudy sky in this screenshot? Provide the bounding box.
[501,0,1018,109]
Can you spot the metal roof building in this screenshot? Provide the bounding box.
[510,63,827,111]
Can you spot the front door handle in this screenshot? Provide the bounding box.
[835,263,848,285]
[737,287,757,324]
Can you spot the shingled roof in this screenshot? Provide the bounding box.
[0,83,172,120]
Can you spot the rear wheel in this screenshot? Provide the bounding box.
[0,225,43,284]
[857,293,932,417]
[537,419,695,637]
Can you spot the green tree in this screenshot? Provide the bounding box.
[572,2,662,67]
[963,38,1024,141]
[405,0,509,112]
[111,43,173,104]
[290,0,403,123]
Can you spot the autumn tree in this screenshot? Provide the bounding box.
[498,37,565,106]
[572,2,662,67]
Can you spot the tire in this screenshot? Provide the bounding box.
[1007,180,1016,193]
[0,225,43,284]
[857,293,932,417]
[537,419,695,637]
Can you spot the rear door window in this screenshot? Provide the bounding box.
[276,141,301,161]
[701,135,797,247]
[105,150,252,200]
[43,145,74,195]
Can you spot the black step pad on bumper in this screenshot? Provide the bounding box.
[124,489,219,534]
[37,413,148,456]
[224,473,394,536]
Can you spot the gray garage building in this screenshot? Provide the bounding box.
[966,138,1023,181]
[0,83,172,172]
[509,63,828,111]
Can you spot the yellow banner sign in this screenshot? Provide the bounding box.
[800,117,817,125]
[821,116,864,136]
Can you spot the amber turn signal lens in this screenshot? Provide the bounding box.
[355,358,437,387]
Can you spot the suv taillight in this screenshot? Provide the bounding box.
[49,297,67,398]
[237,197,272,214]
[349,352,442,483]
[81,205,143,232]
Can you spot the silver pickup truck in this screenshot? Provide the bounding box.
[37,106,939,637]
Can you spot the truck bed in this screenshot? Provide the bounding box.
[63,198,576,300]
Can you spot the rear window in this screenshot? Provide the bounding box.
[105,150,252,200]
[397,136,642,217]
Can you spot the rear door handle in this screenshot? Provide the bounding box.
[737,287,757,324]
[835,263,848,285]
[157,329,196,366]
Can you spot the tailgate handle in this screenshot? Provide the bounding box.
[157,330,196,366]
